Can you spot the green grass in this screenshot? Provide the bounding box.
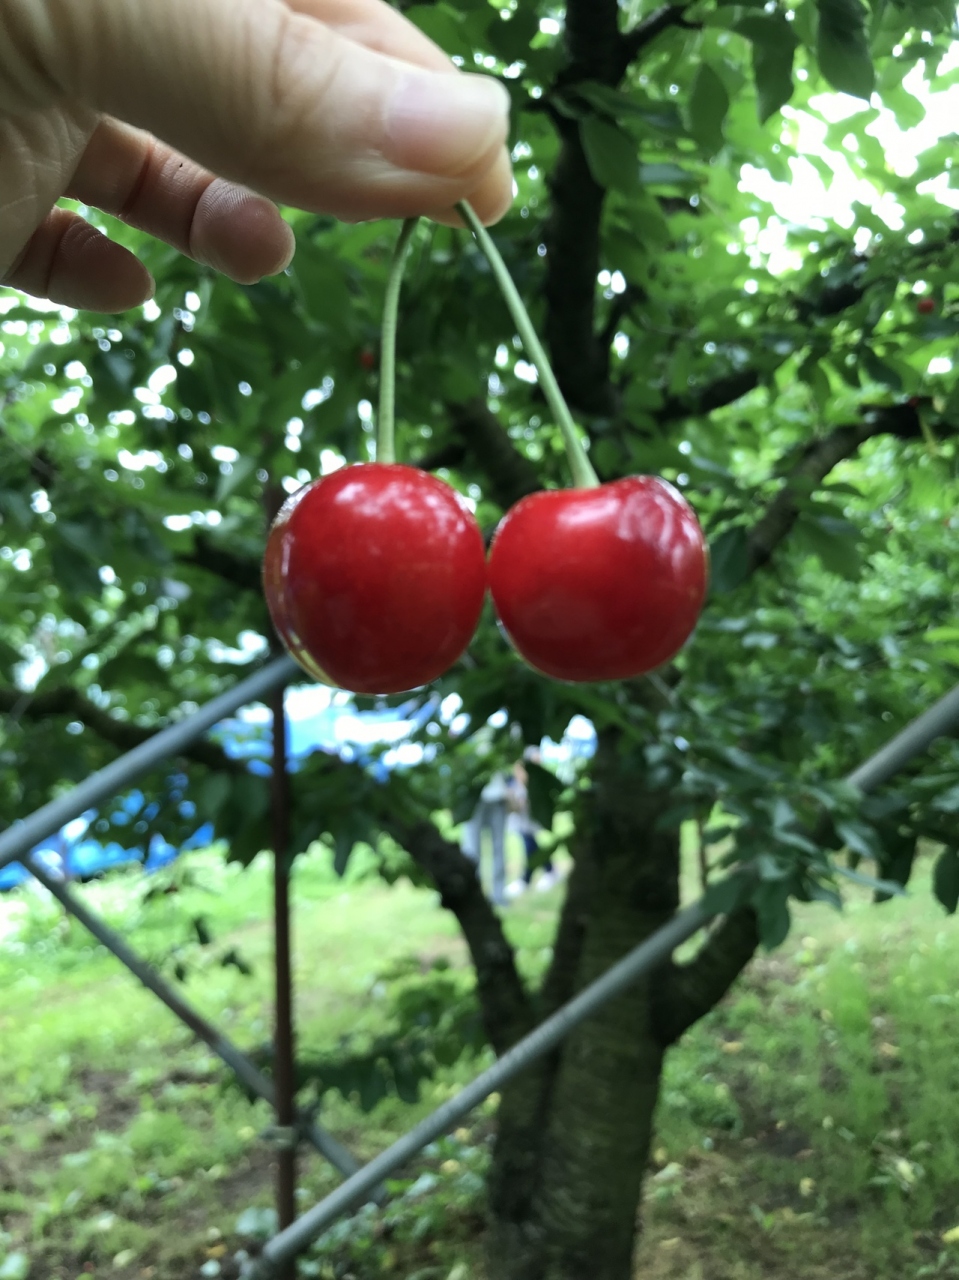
[639,859,959,1280]
[2,841,959,1280]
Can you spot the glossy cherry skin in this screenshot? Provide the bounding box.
[263,463,487,695]
[488,476,708,682]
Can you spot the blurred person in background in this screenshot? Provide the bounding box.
[505,757,556,899]
[462,769,510,908]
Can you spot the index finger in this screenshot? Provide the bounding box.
[286,0,454,70]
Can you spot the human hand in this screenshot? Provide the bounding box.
[0,0,512,312]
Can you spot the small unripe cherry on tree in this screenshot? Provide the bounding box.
[917,297,936,315]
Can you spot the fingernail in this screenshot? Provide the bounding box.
[385,72,511,177]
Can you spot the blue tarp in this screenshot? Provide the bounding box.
[0,689,427,891]
[0,688,596,892]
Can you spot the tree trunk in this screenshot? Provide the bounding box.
[487,732,680,1280]
[535,917,667,1279]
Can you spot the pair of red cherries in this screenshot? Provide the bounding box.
[263,462,709,695]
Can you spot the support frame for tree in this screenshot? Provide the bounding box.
[3,657,958,1276]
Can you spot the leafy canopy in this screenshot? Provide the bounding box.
[1,0,958,931]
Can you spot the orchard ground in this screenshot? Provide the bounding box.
[2,831,959,1280]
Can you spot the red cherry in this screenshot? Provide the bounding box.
[263,463,486,694]
[917,297,936,315]
[359,348,376,369]
[488,476,708,682]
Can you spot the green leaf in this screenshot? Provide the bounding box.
[0,489,32,528]
[736,15,798,122]
[220,947,253,977]
[575,81,641,119]
[194,772,232,822]
[292,242,353,326]
[835,818,878,860]
[816,0,875,99]
[333,827,355,877]
[833,863,906,896]
[709,525,751,593]
[486,6,536,62]
[883,83,925,129]
[576,81,684,134]
[50,541,102,597]
[933,785,959,814]
[579,116,638,192]
[405,4,475,59]
[357,1059,389,1112]
[752,881,792,949]
[795,514,864,580]
[702,871,751,917]
[806,881,843,910]
[193,914,213,946]
[215,455,256,504]
[0,1253,30,1280]
[859,346,903,390]
[638,162,697,187]
[526,761,562,829]
[393,1056,425,1105]
[57,517,110,562]
[97,650,162,688]
[688,64,730,154]
[933,848,959,914]
[220,775,271,865]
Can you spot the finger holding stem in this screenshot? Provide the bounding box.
[455,200,599,490]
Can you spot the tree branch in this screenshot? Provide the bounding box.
[743,403,926,577]
[176,533,261,594]
[652,907,759,1047]
[616,4,699,78]
[0,684,239,774]
[541,0,701,417]
[542,0,622,417]
[599,283,646,353]
[417,398,541,511]
[657,370,761,425]
[448,398,542,507]
[416,439,468,474]
[544,129,610,416]
[385,817,534,1054]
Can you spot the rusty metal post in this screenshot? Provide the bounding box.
[270,684,297,1277]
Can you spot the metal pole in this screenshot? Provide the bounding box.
[0,655,300,873]
[243,681,959,1278]
[846,683,959,794]
[245,901,711,1278]
[22,853,382,1194]
[270,685,298,1277]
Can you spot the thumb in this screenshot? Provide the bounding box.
[7,0,512,222]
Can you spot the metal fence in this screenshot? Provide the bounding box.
[0,654,298,873]
[3,661,959,1279]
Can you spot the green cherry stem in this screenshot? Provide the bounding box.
[456,200,599,490]
[376,216,419,465]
